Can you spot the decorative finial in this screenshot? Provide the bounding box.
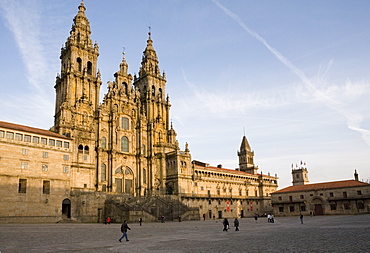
[148,26,152,38]
[122,47,126,59]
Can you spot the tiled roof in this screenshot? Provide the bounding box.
[193,164,275,178]
[273,180,370,194]
[0,121,70,140]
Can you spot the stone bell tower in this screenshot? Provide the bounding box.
[238,135,258,174]
[54,1,101,141]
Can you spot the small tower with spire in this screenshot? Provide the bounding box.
[292,162,309,186]
[238,135,257,174]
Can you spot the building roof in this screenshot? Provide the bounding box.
[273,180,370,194]
[0,121,70,140]
[193,163,276,179]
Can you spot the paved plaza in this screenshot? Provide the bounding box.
[0,214,369,252]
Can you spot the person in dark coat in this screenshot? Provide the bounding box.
[118,221,131,242]
[139,218,142,226]
[222,218,229,231]
[234,218,239,231]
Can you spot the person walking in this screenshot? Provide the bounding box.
[254,214,258,223]
[222,218,229,231]
[139,217,142,226]
[234,218,239,231]
[118,220,131,242]
[300,213,303,224]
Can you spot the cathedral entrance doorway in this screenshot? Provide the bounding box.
[315,204,323,215]
[114,166,134,194]
[312,198,324,215]
[62,199,71,219]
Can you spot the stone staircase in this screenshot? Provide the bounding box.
[105,195,199,223]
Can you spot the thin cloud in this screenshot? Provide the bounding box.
[0,0,54,127]
[212,0,370,146]
[0,0,48,94]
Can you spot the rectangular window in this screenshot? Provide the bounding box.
[330,204,337,210]
[300,195,304,199]
[21,162,28,169]
[43,180,50,194]
[217,189,220,195]
[22,149,28,155]
[289,206,295,212]
[279,206,284,212]
[246,190,249,196]
[239,190,242,196]
[56,140,62,147]
[143,168,146,184]
[278,196,282,201]
[32,136,39,143]
[329,192,334,197]
[63,166,69,173]
[6,132,14,139]
[201,186,204,191]
[358,202,364,209]
[41,138,47,145]
[289,196,293,201]
[343,192,347,198]
[15,133,23,141]
[18,179,27,193]
[357,190,362,195]
[43,152,48,158]
[49,139,55,146]
[24,135,31,142]
[63,155,69,161]
[0,130,4,138]
[300,205,306,211]
[42,164,48,171]
[344,203,350,210]
[64,142,69,148]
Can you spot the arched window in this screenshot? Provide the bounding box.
[158,88,162,98]
[141,144,146,156]
[77,57,82,72]
[101,137,106,149]
[87,61,92,75]
[101,164,106,181]
[151,85,155,96]
[122,82,127,93]
[121,136,129,152]
[84,145,89,154]
[143,169,147,184]
[78,144,83,154]
[121,117,129,130]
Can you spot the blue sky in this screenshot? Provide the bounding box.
[1,0,369,189]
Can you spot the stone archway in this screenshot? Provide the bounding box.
[114,166,134,194]
[62,198,71,219]
[311,198,324,215]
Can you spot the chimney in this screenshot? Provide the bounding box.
[217,164,222,168]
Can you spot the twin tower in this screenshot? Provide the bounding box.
[52,2,259,197]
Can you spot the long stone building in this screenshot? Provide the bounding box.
[0,2,278,223]
[271,167,370,216]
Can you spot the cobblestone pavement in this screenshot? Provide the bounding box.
[0,214,369,253]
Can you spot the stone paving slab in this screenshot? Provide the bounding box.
[0,214,369,252]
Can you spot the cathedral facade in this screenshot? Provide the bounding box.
[0,2,278,223]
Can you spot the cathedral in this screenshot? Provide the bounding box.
[0,2,278,223]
